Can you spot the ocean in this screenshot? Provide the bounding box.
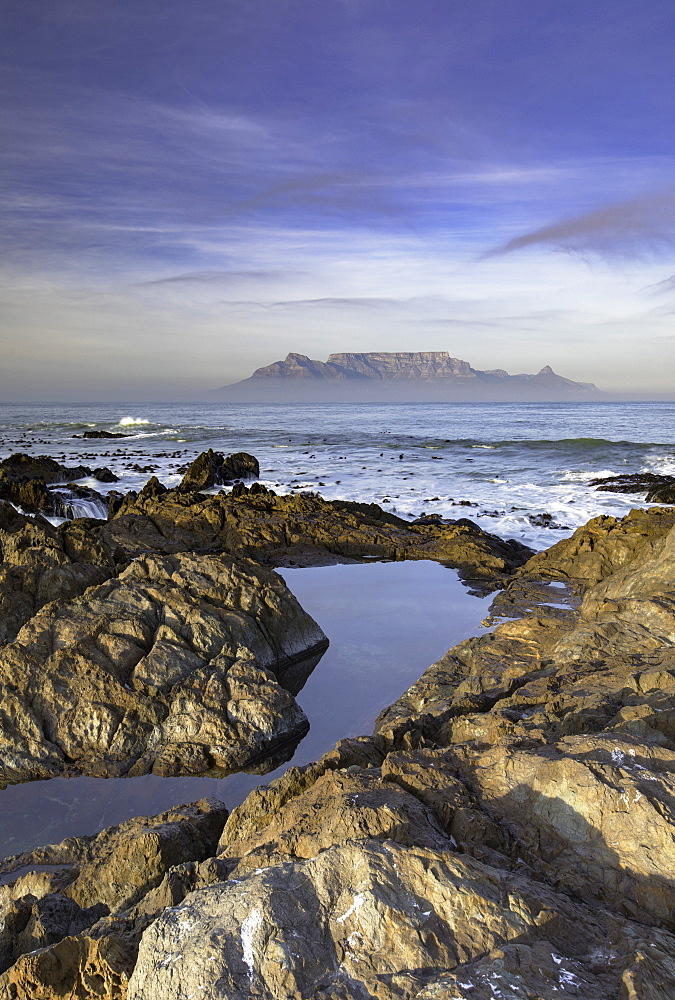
[1,399,673,549]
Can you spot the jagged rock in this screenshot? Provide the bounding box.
[220,767,451,871]
[647,484,675,503]
[0,552,327,781]
[0,502,120,643]
[373,512,675,927]
[0,799,227,998]
[3,489,675,997]
[102,488,532,586]
[0,478,52,513]
[589,471,675,494]
[179,449,260,491]
[129,837,674,1000]
[515,505,675,584]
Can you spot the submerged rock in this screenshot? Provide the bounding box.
[0,552,327,782]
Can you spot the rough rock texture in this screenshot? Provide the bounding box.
[0,501,120,643]
[104,488,532,587]
[513,504,675,584]
[129,838,674,1000]
[178,448,260,491]
[589,471,675,494]
[0,799,227,998]
[5,502,675,998]
[0,552,327,782]
[647,484,675,503]
[128,502,675,1000]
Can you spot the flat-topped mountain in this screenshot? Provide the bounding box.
[216,351,601,401]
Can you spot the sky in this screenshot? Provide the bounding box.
[1,0,674,400]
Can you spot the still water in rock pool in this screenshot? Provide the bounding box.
[0,560,492,859]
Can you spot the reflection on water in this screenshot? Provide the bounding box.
[0,561,492,860]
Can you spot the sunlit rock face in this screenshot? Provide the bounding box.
[0,551,327,782]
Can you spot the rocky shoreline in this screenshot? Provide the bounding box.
[0,450,674,997]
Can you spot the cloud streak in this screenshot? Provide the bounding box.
[485,186,675,259]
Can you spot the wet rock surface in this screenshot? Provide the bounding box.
[0,452,115,487]
[589,471,675,494]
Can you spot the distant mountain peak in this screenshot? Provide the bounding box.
[216,351,602,402]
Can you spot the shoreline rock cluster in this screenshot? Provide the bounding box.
[0,449,532,789]
[1,448,674,998]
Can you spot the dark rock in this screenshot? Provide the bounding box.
[102,488,533,587]
[589,472,675,494]
[0,453,91,485]
[92,467,119,483]
[0,479,52,514]
[179,449,260,491]
[80,431,130,439]
[647,485,675,503]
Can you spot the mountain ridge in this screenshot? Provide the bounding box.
[216,351,602,402]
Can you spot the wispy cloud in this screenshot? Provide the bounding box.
[484,186,675,259]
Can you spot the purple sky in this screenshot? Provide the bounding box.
[2,0,675,399]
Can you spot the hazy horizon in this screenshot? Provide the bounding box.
[1,1,674,402]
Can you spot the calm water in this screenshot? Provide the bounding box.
[0,561,491,859]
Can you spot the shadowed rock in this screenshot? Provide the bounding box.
[0,799,227,995]
[179,449,260,491]
[104,488,533,588]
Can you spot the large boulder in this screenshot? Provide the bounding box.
[0,552,327,782]
[129,837,675,1000]
[179,449,260,491]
